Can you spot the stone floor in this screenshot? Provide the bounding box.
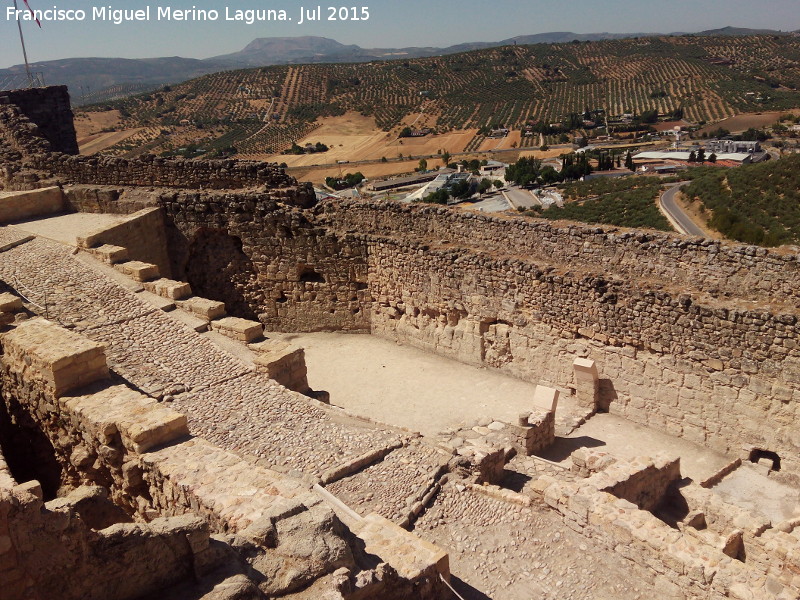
[14,212,125,245]
[267,331,584,437]
[414,485,659,600]
[0,231,401,480]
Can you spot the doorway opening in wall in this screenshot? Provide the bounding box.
[749,449,781,472]
[0,395,63,500]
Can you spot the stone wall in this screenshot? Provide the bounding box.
[26,153,303,190]
[532,460,800,599]
[363,235,800,476]
[1,483,216,600]
[159,191,370,331]
[0,86,308,192]
[0,86,78,154]
[124,194,800,479]
[0,186,64,224]
[0,314,449,599]
[325,200,800,306]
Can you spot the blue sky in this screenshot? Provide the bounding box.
[2,0,800,67]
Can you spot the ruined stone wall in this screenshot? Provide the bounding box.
[0,86,303,191]
[533,462,800,599]
[364,236,800,476]
[0,86,77,154]
[159,190,370,330]
[326,200,800,305]
[26,153,301,190]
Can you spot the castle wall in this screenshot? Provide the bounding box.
[327,200,800,305]
[26,153,304,190]
[0,86,78,154]
[159,191,371,331]
[365,236,800,477]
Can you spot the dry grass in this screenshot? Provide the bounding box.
[244,112,477,166]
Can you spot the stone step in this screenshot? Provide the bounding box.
[91,244,129,264]
[176,296,226,321]
[143,278,192,301]
[168,308,210,333]
[0,292,24,313]
[114,260,160,282]
[210,316,263,343]
[135,290,176,312]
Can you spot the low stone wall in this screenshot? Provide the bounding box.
[587,454,681,512]
[0,314,449,599]
[76,207,172,278]
[0,482,216,600]
[531,459,800,599]
[27,152,301,190]
[0,187,64,224]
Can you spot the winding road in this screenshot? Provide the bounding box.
[659,182,706,237]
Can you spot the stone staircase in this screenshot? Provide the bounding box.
[85,242,265,343]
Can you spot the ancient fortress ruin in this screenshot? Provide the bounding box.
[0,86,798,599]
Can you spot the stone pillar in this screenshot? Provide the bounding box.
[533,384,560,413]
[573,358,600,411]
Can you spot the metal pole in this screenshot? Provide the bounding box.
[13,0,34,87]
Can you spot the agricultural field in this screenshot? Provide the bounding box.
[530,177,672,231]
[267,112,477,165]
[83,35,800,157]
[682,154,800,246]
[696,109,800,135]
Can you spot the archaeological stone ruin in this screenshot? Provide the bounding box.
[0,86,798,599]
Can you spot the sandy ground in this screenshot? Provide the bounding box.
[267,331,578,437]
[265,112,477,166]
[287,159,428,185]
[478,130,522,152]
[14,213,125,246]
[542,413,731,482]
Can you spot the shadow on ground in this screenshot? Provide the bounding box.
[450,575,493,600]
[536,435,606,463]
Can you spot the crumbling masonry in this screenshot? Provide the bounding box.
[0,86,798,599]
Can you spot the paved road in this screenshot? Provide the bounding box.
[660,182,706,237]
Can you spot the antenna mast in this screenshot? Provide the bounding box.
[13,0,35,87]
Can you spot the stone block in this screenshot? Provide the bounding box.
[115,260,160,282]
[533,385,560,413]
[143,278,192,301]
[0,318,109,396]
[355,513,449,582]
[0,293,23,313]
[0,186,64,224]
[92,244,129,264]
[64,384,189,453]
[210,316,263,343]
[573,358,600,410]
[177,297,226,320]
[253,345,309,392]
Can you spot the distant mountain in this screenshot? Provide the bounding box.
[0,56,228,104]
[693,26,788,36]
[210,36,364,67]
[0,28,789,105]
